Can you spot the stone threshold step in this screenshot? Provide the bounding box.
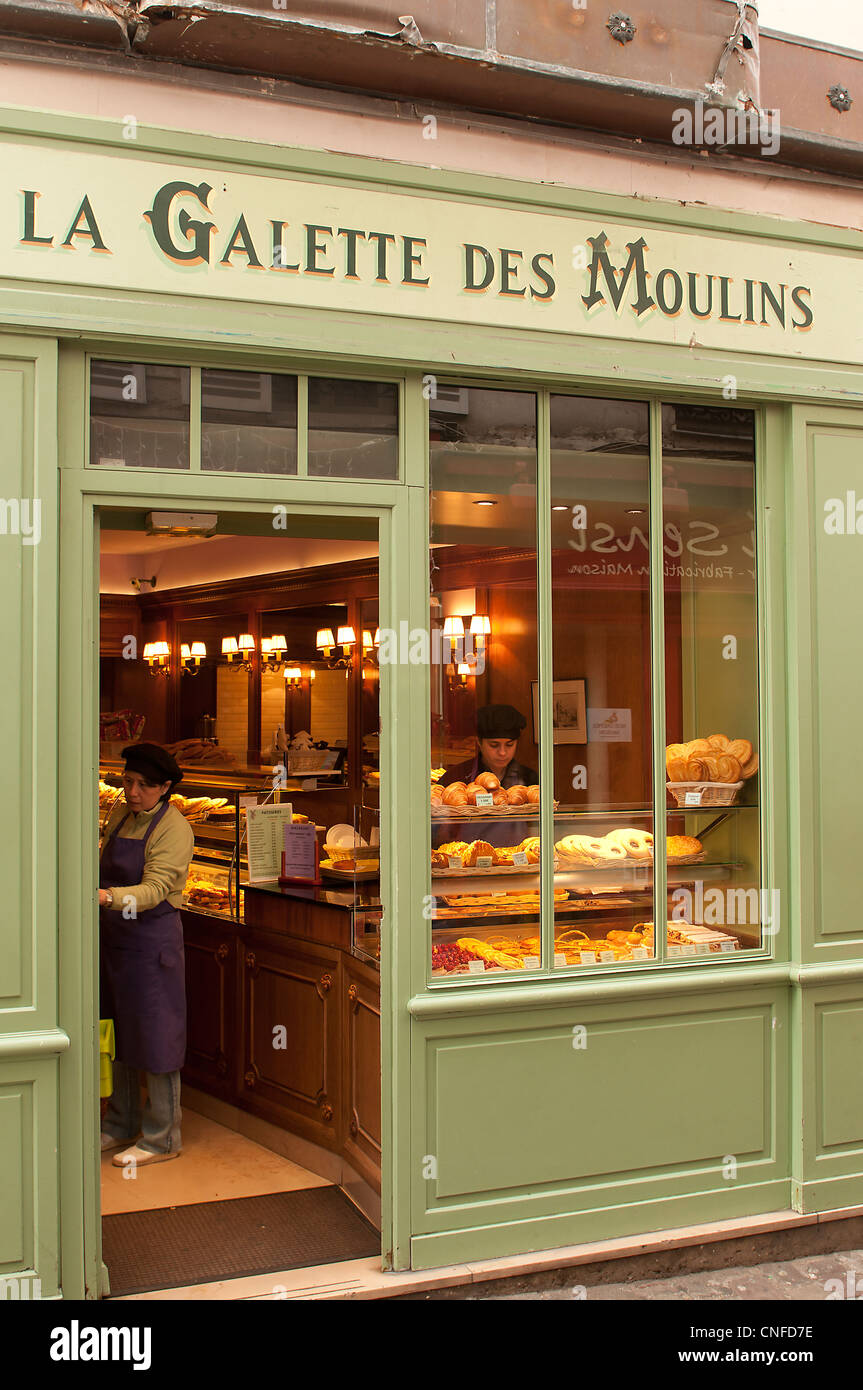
[116,1203,863,1301]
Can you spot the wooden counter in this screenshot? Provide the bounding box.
[181,886,381,1193]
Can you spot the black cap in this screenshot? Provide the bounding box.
[477,704,527,741]
[121,742,183,790]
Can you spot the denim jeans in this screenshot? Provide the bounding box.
[102,1059,182,1154]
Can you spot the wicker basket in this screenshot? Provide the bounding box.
[324,842,379,864]
[666,780,743,808]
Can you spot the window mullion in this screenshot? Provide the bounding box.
[536,389,554,975]
[649,399,667,966]
[189,365,201,471]
[297,373,309,476]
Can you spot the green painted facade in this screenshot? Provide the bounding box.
[1,109,862,1296]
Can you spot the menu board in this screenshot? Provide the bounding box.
[245,803,294,883]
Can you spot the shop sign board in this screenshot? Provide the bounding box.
[1,140,856,361]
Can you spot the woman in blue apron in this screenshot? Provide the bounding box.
[99,742,194,1167]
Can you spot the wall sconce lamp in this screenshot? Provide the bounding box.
[448,660,474,693]
[317,625,355,668]
[180,641,206,676]
[261,634,287,671]
[222,634,255,673]
[442,615,465,657]
[362,628,381,668]
[143,641,171,676]
[283,665,303,689]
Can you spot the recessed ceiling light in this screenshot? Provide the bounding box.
[625,508,645,515]
[551,504,568,512]
[473,499,497,507]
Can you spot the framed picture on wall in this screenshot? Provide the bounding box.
[531,679,587,745]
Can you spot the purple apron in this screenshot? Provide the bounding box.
[99,799,186,1074]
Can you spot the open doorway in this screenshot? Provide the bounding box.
[97,505,383,1296]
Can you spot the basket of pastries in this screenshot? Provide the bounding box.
[432,773,551,817]
[666,734,757,807]
[554,829,703,868]
[431,836,551,875]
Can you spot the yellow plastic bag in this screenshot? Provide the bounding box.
[99,1019,115,1098]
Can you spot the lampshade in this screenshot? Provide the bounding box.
[362,629,373,650]
[238,634,255,652]
[373,628,380,646]
[260,638,272,655]
[443,616,465,637]
[457,663,471,675]
[143,643,154,660]
[190,642,206,658]
[316,628,335,650]
[270,634,287,651]
[470,614,491,635]
[309,668,316,681]
[180,644,191,661]
[337,626,356,647]
[221,637,238,656]
[152,641,170,658]
[284,666,302,681]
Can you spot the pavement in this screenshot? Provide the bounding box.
[465,1247,863,1299]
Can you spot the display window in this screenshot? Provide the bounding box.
[428,387,762,980]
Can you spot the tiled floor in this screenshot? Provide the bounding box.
[101,1107,328,1216]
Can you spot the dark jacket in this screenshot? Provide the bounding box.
[443,751,538,789]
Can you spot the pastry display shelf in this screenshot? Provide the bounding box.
[431,804,757,823]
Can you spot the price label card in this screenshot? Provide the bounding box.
[631,946,649,960]
[475,792,494,808]
[668,944,682,956]
[579,951,596,966]
[599,950,615,963]
[554,952,567,967]
[467,960,486,973]
[696,942,711,955]
[512,851,529,867]
[680,944,696,956]
[684,791,703,807]
[475,856,493,869]
[447,856,462,870]
[720,939,737,952]
[522,955,540,969]
[282,823,318,882]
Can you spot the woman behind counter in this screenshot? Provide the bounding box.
[444,703,538,789]
[98,742,194,1167]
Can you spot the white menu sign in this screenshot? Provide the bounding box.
[246,803,294,883]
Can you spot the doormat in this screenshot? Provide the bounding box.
[102,1187,379,1296]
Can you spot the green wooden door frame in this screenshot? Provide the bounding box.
[57,451,431,1288]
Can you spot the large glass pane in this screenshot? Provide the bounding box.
[201,369,297,474]
[428,387,542,979]
[89,360,190,469]
[662,404,762,959]
[549,395,654,968]
[308,378,398,479]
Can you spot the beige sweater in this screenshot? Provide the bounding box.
[100,798,195,913]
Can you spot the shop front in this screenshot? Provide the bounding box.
[2,104,863,1297]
